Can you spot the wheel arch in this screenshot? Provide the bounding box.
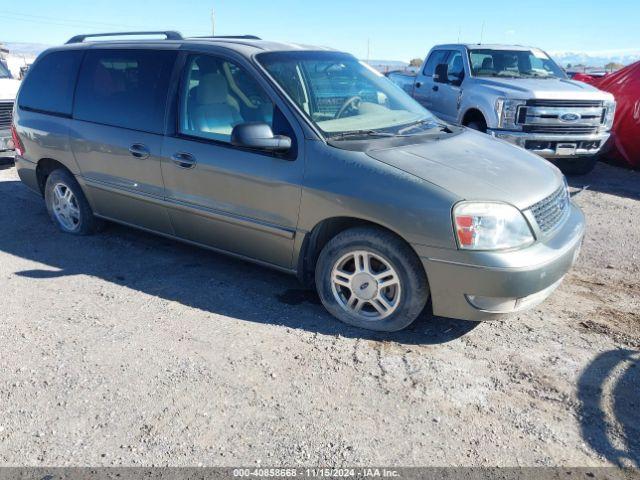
[296,216,425,288]
[461,108,487,129]
[35,158,73,196]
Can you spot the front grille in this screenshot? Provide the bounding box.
[523,125,600,135]
[528,186,569,234]
[526,99,604,108]
[0,101,13,129]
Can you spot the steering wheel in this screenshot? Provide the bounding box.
[335,95,362,119]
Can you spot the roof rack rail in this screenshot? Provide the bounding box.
[191,35,261,40]
[66,31,183,44]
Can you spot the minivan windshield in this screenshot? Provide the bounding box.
[468,48,566,79]
[258,51,438,139]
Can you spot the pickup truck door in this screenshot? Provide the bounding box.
[412,50,450,115]
[429,50,465,123]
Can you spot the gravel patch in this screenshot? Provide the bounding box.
[0,161,638,467]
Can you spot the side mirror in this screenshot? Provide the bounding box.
[231,123,291,152]
[434,63,449,83]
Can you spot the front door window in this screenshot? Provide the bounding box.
[180,55,275,143]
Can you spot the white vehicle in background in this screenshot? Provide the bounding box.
[1,44,21,157]
[400,44,617,175]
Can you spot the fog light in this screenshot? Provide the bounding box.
[466,277,565,314]
[465,295,517,313]
[494,133,524,146]
[6,139,14,150]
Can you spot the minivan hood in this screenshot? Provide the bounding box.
[366,129,563,209]
[474,77,613,101]
[0,78,20,102]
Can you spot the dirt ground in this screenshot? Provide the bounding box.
[0,159,638,467]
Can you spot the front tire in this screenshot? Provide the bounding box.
[315,227,429,332]
[44,169,102,235]
[552,156,598,175]
[466,119,487,133]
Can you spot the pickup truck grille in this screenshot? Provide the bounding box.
[518,99,606,133]
[0,101,13,129]
[528,185,569,234]
[523,125,599,135]
[526,99,604,108]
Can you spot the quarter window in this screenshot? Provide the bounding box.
[180,55,275,143]
[74,49,177,134]
[19,50,84,116]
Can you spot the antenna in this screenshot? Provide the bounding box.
[366,38,370,62]
[211,8,216,36]
[479,21,485,44]
[458,26,461,43]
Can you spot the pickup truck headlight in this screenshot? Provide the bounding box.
[453,202,534,250]
[603,99,616,130]
[495,98,526,130]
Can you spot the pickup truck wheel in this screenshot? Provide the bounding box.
[552,156,598,176]
[315,227,429,332]
[44,169,103,235]
[466,119,487,132]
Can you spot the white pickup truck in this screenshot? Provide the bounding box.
[0,50,20,157]
[392,44,616,174]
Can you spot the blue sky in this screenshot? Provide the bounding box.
[1,0,638,61]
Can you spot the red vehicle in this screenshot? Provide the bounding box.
[575,62,640,169]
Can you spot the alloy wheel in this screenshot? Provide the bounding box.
[330,250,402,320]
[52,183,81,232]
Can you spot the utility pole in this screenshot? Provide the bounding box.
[211,8,216,36]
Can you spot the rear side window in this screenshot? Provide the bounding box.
[74,49,177,134]
[422,50,450,76]
[19,50,83,116]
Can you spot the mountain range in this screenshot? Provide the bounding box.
[4,42,639,69]
[549,50,640,67]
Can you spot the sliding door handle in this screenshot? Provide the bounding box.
[128,143,150,159]
[171,152,197,169]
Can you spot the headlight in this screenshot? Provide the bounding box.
[453,202,534,250]
[495,98,526,130]
[603,99,616,129]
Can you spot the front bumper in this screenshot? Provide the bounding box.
[415,202,585,321]
[0,128,15,155]
[488,129,610,158]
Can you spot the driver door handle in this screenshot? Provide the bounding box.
[171,152,197,169]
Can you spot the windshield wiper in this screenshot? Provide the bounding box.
[398,120,453,137]
[397,119,442,135]
[328,130,398,141]
[330,122,452,141]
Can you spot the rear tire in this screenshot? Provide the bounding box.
[315,226,429,332]
[552,156,598,175]
[44,169,102,235]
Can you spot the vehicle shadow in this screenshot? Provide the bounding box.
[577,349,640,467]
[0,178,479,345]
[568,161,640,201]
